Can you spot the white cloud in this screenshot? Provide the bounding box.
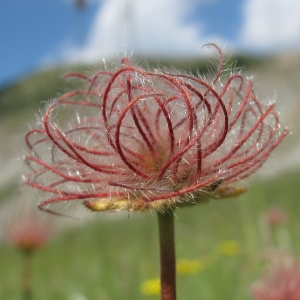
[240,0,300,52]
[63,0,207,62]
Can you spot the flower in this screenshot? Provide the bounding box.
[23,44,288,214]
[251,252,300,300]
[4,201,53,252]
[140,278,161,296]
[262,206,288,228]
[217,240,241,257]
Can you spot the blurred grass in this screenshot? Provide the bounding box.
[1,168,299,299]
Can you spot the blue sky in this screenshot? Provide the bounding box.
[1,0,300,87]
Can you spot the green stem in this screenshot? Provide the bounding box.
[158,211,176,300]
[21,250,33,300]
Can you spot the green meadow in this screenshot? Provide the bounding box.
[1,170,300,299]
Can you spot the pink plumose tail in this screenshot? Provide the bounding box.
[4,202,53,251]
[251,251,300,300]
[23,43,288,215]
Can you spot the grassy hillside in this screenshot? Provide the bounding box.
[0,55,264,118]
[0,67,81,119]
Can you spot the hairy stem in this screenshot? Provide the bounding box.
[158,211,176,300]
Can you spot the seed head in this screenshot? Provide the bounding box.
[4,202,53,252]
[23,44,288,215]
[251,252,300,300]
[262,206,288,228]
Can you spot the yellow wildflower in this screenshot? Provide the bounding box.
[140,278,160,296]
[176,259,205,275]
[217,240,241,256]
